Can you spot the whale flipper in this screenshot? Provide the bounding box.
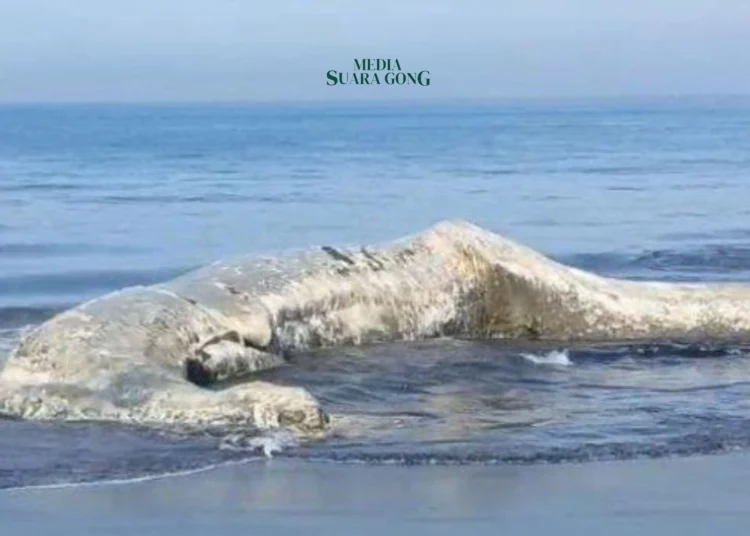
[186,330,286,387]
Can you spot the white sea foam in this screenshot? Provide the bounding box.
[219,429,299,458]
[520,349,572,367]
[0,458,256,493]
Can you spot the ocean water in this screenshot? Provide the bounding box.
[2,100,750,488]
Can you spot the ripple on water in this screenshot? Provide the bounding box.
[3,334,750,487]
[249,340,750,466]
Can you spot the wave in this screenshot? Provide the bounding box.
[286,437,744,466]
[2,220,750,437]
[0,183,85,193]
[0,305,67,330]
[564,243,750,279]
[0,457,258,492]
[0,242,144,257]
[0,266,190,297]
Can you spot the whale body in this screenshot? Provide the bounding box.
[1,220,749,436]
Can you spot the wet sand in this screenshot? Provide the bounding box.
[2,453,750,535]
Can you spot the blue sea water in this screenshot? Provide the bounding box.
[2,99,750,488]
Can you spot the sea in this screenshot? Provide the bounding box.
[2,98,750,489]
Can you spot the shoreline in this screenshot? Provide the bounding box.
[3,452,750,535]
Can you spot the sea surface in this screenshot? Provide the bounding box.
[2,99,750,488]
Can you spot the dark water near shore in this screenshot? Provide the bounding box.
[2,99,750,488]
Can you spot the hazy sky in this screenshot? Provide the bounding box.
[2,0,750,102]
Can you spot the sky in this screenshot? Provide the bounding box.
[2,0,750,102]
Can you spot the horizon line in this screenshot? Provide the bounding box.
[3,93,750,107]
[0,93,750,108]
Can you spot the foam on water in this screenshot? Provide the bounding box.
[220,429,300,458]
[1,458,257,493]
[519,349,573,367]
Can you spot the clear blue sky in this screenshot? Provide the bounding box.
[1,0,750,102]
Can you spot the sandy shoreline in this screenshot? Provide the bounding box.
[2,452,750,535]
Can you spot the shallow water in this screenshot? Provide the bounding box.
[274,340,750,464]
[2,99,750,487]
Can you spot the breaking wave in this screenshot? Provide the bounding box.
[519,349,572,367]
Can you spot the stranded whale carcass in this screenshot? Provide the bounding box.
[1,220,750,435]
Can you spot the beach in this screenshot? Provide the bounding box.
[3,101,750,532]
[4,0,750,531]
[3,452,750,535]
